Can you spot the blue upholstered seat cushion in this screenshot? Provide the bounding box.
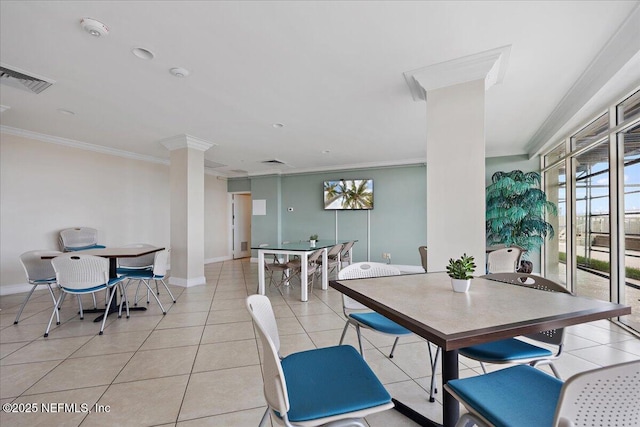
[349,312,412,335]
[459,338,553,362]
[447,365,563,427]
[280,345,391,422]
[65,244,106,251]
[61,276,124,294]
[117,267,153,277]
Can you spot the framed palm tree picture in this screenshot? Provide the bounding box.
[323,179,374,210]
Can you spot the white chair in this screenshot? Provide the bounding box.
[286,248,323,293]
[59,227,105,252]
[116,243,155,275]
[459,273,571,379]
[246,294,394,427]
[486,246,523,273]
[445,360,640,427]
[119,249,175,317]
[338,262,440,402]
[14,250,62,325]
[46,254,125,337]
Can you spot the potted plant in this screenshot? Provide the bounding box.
[309,234,318,247]
[446,253,476,293]
[486,170,557,272]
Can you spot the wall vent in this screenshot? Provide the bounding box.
[262,159,286,165]
[0,65,55,94]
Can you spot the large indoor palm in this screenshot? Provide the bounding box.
[486,170,557,252]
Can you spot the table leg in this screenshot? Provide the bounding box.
[301,252,308,302]
[321,248,328,290]
[442,350,459,427]
[85,258,147,322]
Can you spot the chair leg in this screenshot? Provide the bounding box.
[77,295,84,319]
[14,285,37,324]
[479,361,488,374]
[355,324,365,359]
[118,283,131,319]
[549,363,562,379]
[158,279,176,303]
[339,321,350,345]
[142,280,166,314]
[44,292,65,337]
[259,407,271,427]
[428,345,440,402]
[389,337,400,358]
[99,287,118,335]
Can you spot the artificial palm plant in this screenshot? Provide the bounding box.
[486,170,557,253]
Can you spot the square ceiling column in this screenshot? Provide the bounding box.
[404,46,510,273]
[161,134,216,287]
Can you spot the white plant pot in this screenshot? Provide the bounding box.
[310,240,316,247]
[451,278,471,293]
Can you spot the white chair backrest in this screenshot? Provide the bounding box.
[339,262,401,311]
[59,227,99,250]
[20,250,62,282]
[246,295,289,415]
[52,254,109,290]
[153,249,169,276]
[553,360,640,426]
[487,247,523,273]
[118,243,156,268]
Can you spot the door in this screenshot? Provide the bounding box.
[233,194,251,259]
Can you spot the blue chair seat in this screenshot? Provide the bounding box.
[117,267,153,276]
[349,312,412,335]
[61,276,124,294]
[65,244,106,251]
[281,345,391,422]
[446,365,563,427]
[459,338,553,362]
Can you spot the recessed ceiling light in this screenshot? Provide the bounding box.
[80,18,109,37]
[169,67,190,77]
[57,109,75,116]
[132,47,154,60]
[272,123,284,128]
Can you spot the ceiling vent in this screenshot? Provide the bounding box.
[0,65,55,94]
[262,159,286,165]
[204,160,226,169]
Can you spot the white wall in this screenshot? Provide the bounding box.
[205,174,230,263]
[0,132,229,293]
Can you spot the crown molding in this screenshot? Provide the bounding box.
[159,134,216,152]
[0,125,169,165]
[247,157,426,177]
[525,3,640,156]
[404,45,511,101]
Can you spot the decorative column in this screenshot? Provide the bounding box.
[404,46,510,272]
[160,134,215,287]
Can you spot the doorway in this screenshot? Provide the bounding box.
[232,193,251,259]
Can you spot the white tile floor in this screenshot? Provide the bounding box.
[1,259,638,426]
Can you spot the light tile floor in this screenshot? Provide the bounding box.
[1,259,638,426]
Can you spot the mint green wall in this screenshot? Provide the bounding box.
[250,165,427,265]
[228,177,250,193]
[249,175,282,251]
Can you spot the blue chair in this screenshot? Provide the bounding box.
[459,273,571,379]
[246,294,394,427]
[338,262,441,402]
[445,360,640,427]
[45,254,125,337]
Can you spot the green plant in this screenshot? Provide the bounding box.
[446,254,476,280]
[486,170,557,253]
[309,234,318,241]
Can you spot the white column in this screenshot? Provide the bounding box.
[404,46,511,272]
[160,134,215,287]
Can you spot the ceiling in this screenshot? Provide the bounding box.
[1,1,639,177]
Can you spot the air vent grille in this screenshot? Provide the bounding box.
[262,159,286,165]
[0,65,54,94]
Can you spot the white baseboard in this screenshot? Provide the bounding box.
[0,283,33,296]
[168,276,207,287]
[205,255,233,264]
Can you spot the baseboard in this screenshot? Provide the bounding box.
[0,283,33,296]
[205,255,233,264]
[168,276,207,287]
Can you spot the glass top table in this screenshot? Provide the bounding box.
[252,240,353,301]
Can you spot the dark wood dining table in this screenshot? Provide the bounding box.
[43,246,165,321]
[330,271,631,427]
